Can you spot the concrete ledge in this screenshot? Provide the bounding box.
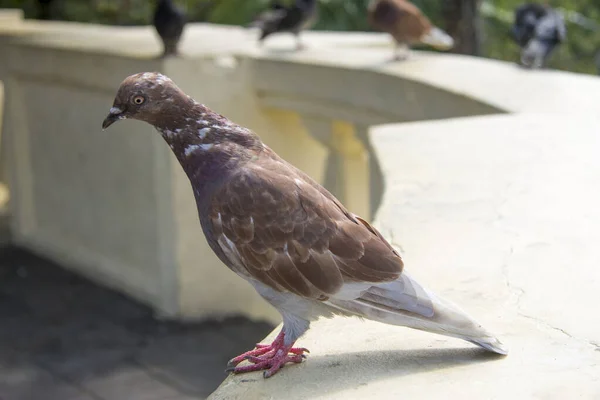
[0,8,22,24]
[210,114,600,398]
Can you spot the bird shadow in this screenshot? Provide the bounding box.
[358,56,414,70]
[513,59,551,71]
[514,62,533,70]
[260,47,306,57]
[231,346,505,396]
[379,55,410,65]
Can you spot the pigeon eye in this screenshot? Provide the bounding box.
[132,95,145,105]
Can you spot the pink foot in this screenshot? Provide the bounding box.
[225,331,309,378]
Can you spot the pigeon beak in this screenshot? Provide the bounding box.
[102,107,125,130]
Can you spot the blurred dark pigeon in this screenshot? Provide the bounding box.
[368,0,454,61]
[153,0,187,57]
[511,3,566,69]
[249,0,318,50]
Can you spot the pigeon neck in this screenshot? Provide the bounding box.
[155,102,261,149]
[155,103,263,191]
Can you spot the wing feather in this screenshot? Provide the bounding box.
[208,152,404,300]
[368,0,432,44]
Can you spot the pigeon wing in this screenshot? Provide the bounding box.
[207,150,403,301]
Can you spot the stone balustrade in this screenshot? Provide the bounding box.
[2,11,600,329]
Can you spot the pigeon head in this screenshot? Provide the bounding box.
[102,72,192,130]
[103,71,264,183]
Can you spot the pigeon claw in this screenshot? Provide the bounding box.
[225,330,309,378]
[227,345,272,368]
[233,351,306,379]
[290,347,309,354]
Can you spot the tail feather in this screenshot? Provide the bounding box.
[466,337,508,355]
[328,273,508,355]
[520,38,554,68]
[246,20,263,28]
[420,26,455,50]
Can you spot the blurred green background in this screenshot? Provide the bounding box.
[1,0,599,74]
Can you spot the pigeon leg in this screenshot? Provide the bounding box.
[393,42,410,61]
[225,329,309,378]
[295,33,306,50]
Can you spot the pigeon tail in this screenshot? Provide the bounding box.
[328,273,508,355]
[420,26,454,50]
[246,19,265,29]
[520,38,554,69]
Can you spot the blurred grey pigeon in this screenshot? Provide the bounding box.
[368,0,454,60]
[153,0,186,57]
[249,0,318,50]
[102,72,508,379]
[511,3,566,69]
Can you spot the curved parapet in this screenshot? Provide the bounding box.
[1,18,599,328]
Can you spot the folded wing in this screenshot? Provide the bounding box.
[208,150,507,355]
[208,153,403,301]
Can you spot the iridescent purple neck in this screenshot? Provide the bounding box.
[153,102,264,194]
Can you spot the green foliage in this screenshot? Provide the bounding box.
[1,0,598,74]
[312,0,372,31]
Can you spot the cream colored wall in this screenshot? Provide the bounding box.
[2,14,600,323]
[0,9,23,201]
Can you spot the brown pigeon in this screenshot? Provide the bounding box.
[368,0,454,60]
[102,72,507,378]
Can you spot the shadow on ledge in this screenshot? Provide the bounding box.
[212,342,504,399]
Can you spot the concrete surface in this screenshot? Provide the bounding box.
[0,8,22,24]
[0,245,274,400]
[210,114,600,399]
